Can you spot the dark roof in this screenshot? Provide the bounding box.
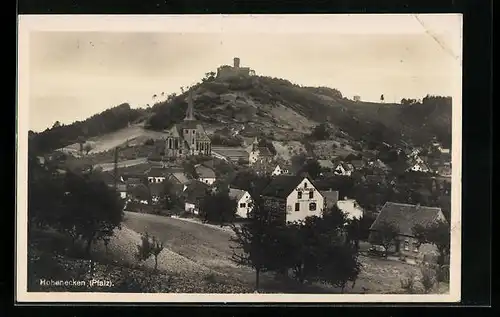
[351,160,364,169]
[369,202,446,236]
[257,147,273,157]
[261,175,306,199]
[98,171,123,186]
[195,165,216,178]
[183,180,210,204]
[146,167,168,177]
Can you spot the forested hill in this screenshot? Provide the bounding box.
[29,73,452,155]
[29,103,149,154]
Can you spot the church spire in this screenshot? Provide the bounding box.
[184,92,195,121]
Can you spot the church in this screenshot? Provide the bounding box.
[163,93,211,158]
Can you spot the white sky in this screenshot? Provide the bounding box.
[21,14,462,132]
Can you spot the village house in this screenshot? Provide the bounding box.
[333,162,354,176]
[407,160,432,173]
[183,180,211,215]
[195,164,217,185]
[369,202,447,258]
[336,197,364,220]
[260,175,325,223]
[163,92,211,158]
[166,171,191,192]
[320,189,339,211]
[248,142,274,165]
[271,164,290,176]
[228,188,254,218]
[145,167,168,183]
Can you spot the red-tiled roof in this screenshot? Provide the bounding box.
[370,202,446,236]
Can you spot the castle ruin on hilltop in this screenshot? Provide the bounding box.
[216,57,256,79]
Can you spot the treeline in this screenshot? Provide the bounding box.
[28,154,124,256]
[398,95,452,147]
[30,103,147,154]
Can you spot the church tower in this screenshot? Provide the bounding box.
[184,92,195,121]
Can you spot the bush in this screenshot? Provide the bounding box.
[420,265,436,293]
[400,271,416,294]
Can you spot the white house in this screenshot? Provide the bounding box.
[336,197,364,220]
[261,175,325,223]
[334,163,353,176]
[271,164,289,176]
[228,188,253,218]
[195,164,217,185]
[407,161,431,173]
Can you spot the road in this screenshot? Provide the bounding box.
[96,158,148,172]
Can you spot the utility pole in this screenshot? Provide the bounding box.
[114,146,119,191]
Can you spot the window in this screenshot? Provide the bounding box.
[240,203,246,208]
[149,179,153,183]
[179,150,182,154]
[309,191,314,199]
[404,240,410,251]
[304,182,308,188]
[196,143,198,150]
[309,202,317,211]
[297,191,302,199]
[295,203,300,211]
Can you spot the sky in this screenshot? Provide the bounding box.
[23,14,462,132]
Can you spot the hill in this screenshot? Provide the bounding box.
[29,72,452,156]
[145,75,451,147]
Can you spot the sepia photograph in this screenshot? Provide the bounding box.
[16,14,462,303]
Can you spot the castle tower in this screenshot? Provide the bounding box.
[233,57,240,68]
[184,92,195,121]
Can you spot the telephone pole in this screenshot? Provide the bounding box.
[114,146,119,190]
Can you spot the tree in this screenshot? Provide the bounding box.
[230,194,283,290]
[199,191,237,225]
[52,121,61,129]
[369,220,399,255]
[83,143,93,155]
[159,179,182,211]
[61,172,124,256]
[380,94,385,103]
[136,232,164,271]
[412,220,450,266]
[310,123,330,140]
[298,159,322,179]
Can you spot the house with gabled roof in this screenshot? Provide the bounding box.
[195,164,217,185]
[145,167,169,184]
[261,175,325,223]
[249,145,274,166]
[333,162,354,176]
[228,188,254,218]
[183,180,211,214]
[271,164,290,176]
[98,171,127,199]
[369,202,447,257]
